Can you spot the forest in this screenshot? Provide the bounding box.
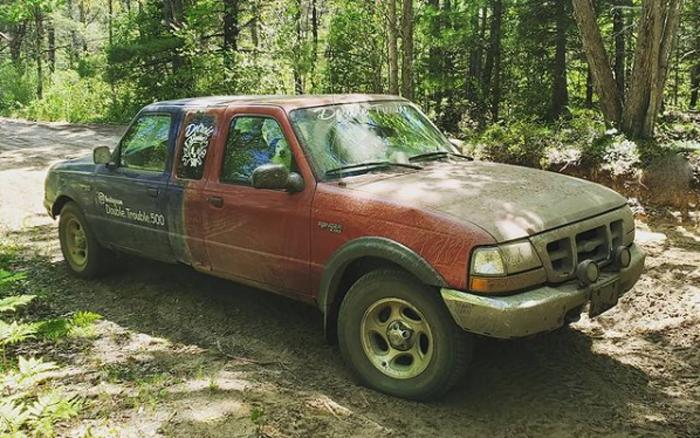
[0,0,698,198]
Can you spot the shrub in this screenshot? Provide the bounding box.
[17,70,112,123]
[0,61,35,114]
[474,119,553,168]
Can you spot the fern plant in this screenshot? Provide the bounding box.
[0,295,37,367]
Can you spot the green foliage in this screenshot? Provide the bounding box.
[17,70,112,123]
[0,295,35,313]
[0,320,37,348]
[474,120,553,168]
[10,356,58,388]
[0,270,26,293]
[0,260,88,436]
[0,391,82,437]
[324,1,384,93]
[0,61,35,114]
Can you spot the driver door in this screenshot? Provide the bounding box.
[201,107,314,298]
[90,112,175,261]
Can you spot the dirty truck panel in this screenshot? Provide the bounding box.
[44,94,645,401]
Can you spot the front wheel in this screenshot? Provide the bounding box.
[58,202,115,278]
[338,269,473,400]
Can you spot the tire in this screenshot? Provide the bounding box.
[58,201,115,278]
[337,269,473,400]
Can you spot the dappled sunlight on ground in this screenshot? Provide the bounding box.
[1,118,698,436]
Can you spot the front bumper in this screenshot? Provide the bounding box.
[441,243,645,339]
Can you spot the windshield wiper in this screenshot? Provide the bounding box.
[408,151,473,162]
[325,161,422,179]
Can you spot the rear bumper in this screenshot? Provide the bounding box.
[441,243,645,339]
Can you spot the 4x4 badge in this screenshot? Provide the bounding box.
[318,221,343,234]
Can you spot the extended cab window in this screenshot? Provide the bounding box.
[177,113,215,180]
[221,116,292,184]
[120,114,171,172]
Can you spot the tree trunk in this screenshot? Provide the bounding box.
[293,0,304,94]
[387,0,399,95]
[223,0,240,71]
[310,0,318,90]
[483,0,503,121]
[621,0,683,138]
[550,0,569,120]
[400,0,414,99]
[612,1,626,95]
[34,6,44,98]
[47,21,55,73]
[427,0,442,112]
[585,67,594,107]
[79,0,88,53]
[690,62,700,109]
[251,2,259,48]
[66,0,78,67]
[572,0,623,125]
[9,22,26,64]
[108,0,114,47]
[466,7,483,102]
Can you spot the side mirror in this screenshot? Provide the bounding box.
[93,146,113,166]
[250,164,305,193]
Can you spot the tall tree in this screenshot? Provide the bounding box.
[46,19,55,72]
[387,0,399,95]
[482,0,503,121]
[550,0,569,120]
[573,0,684,138]
[400,0,413,99]
[612,0,626,95]
[223,0,240,72]
[33,3,44,98]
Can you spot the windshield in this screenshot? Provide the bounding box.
[289,101,452,177]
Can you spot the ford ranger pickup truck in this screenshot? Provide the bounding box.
[44,95,645,400]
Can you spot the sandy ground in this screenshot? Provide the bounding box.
[1,117,699,437]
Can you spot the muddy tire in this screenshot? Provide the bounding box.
[338,269,473,400]
[58,202,115,278]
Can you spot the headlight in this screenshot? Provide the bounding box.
[469,241,545,294]
[471,247,505,276]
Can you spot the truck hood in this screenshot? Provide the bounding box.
[49,153,95,173]
[343,160,627,242]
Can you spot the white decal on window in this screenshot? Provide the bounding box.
[182,122,214,168]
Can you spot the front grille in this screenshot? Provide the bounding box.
[530,209,630,283]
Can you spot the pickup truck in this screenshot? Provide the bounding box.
[44,94,645,400]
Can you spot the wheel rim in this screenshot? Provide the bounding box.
[360,298,434,379]
[64,216,88,268]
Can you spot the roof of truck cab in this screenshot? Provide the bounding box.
[143,94,406,112]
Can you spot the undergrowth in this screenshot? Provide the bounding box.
[0,244,101,437]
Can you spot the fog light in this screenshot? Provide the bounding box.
[613,245,631,269]
[576,260,599,286]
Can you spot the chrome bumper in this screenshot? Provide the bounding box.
[441,243,645,339]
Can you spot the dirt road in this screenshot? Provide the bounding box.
[1,117,698,437]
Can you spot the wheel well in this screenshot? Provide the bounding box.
[324,256,419,344]
[52,195,74,217]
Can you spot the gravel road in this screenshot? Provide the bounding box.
[1,117,698,437]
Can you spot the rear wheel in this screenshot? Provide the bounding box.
[338,269,473,400]
[58,202,115,277]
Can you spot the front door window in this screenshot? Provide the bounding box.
[221,116,292,184]
[120,114,172,172]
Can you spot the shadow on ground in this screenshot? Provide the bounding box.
[6,222,696,437]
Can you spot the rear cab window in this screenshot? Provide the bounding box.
[176,112,217,180]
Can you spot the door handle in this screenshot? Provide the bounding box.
[208,196,224,208]
[147,187,159,198]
